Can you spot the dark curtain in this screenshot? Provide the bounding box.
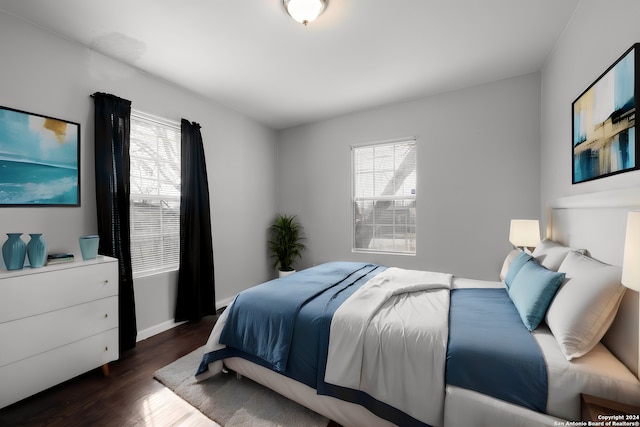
[175,119,216,322]
[92,92,137,352]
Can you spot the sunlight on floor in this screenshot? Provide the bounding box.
[138,387,220,427]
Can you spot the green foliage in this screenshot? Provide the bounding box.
[268,214,306,271]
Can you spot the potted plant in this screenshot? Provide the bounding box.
[268,214,306,277]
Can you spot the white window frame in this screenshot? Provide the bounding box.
[352,138,417,255]
[129,110,181,278]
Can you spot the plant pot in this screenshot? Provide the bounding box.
[279,270,296,278]
[79,235,100,260]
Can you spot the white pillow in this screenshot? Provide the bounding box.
[499,249,521,281]
[546,251,626,360]
[531,238,585,271]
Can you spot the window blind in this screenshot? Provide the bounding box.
[129,110,181,277]
[352,139,417,254]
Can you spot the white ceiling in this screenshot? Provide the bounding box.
[0,0,580,130]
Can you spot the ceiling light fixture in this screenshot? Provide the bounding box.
[283,0,327,26]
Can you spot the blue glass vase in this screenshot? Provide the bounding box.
[2,233,27,270]
[27,233,47,268]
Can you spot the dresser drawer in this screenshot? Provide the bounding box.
[0,260,117,323]
[0,328,118,409]
[0,296,118,367]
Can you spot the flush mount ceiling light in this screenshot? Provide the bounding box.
[283,0,327,26]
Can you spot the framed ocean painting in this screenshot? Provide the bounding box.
[572,43,639,184]
[0,106,80,206]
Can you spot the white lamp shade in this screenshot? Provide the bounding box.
[284,0,326,24]
[622,211,640,291]
[509,219,541,248]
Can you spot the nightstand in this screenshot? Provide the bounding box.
[581,394,640,421]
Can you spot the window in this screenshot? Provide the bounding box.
[352,139,416,254]
[129,110,181,277]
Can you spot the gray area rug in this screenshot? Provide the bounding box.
[154,346,329,427]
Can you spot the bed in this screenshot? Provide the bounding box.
[196,189,640,427]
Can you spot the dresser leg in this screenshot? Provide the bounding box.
[101,363,110,377]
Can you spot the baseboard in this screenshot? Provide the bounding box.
[137,319,186,342]
[216,295,235,310]
[136,296,234,342]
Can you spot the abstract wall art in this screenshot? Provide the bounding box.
[572,44,639,184]
[0,106,80,206]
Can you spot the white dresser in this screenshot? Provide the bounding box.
[0,256,119,409]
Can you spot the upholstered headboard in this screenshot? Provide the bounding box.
[547,188,640,378]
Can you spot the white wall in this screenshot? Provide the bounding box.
[541,0,640,212]
[277,73,542,280]
[9,0,632,334]
[0,12,278,337]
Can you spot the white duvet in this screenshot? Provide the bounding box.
[324,267,452,426]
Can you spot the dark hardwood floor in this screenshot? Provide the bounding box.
[1,314,345,427]
[0,315,220,427]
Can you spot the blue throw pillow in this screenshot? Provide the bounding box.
[508,261,565,331]
[504,251,533,289]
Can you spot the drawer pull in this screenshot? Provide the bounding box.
[105,346,108,351]
[104,313,108,318]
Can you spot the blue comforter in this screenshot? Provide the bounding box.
[198,262,385,382]
[446,288,548,412]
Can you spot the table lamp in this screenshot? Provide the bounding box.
[509,219,541,252]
